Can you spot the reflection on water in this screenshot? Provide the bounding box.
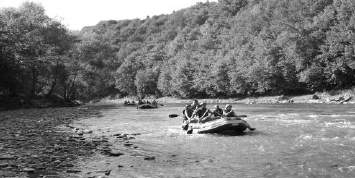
[78,104,355,178]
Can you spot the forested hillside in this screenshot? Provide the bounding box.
[1,0,355,103]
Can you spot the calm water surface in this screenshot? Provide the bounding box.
[78,104,355,178]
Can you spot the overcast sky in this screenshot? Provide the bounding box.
[0,0,216,30]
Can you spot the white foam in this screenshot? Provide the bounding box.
[253,113,316,125]
[308,114,319,118]
[328,114,355,118]
[320,137,340,141]
[296,134,313,141]
[296,134,355,142]
[338,166,355,172]
[324,119,355,129]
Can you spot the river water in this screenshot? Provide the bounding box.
[75,103,355,178]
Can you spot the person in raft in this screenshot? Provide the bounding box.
[223,104,256,131]
[182,105,194,130]
[211,105,223,117]
[190,99,200,110]
[192,103,213,123]
[152,100,158,106]
[223,104,237,117]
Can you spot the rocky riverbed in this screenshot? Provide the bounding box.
[0,107,107,177]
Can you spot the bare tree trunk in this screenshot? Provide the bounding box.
[46,61,59,97]
[31,68,37,97]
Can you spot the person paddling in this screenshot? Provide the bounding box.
[212,105,223,117]
[182,105,194,130]
[223,104,256,131]
[190,99,200,110]
[192,103,212,123]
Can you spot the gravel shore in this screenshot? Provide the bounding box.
[0,106,105,177]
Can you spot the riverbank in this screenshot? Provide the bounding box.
[97,89,355,105]
[0,106,107,177]
[0,95,81,111]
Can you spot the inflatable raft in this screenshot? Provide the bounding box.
[137,104,158,109]
[186,117,251,134]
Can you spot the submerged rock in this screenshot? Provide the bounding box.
[104,170,111,176]
[144,156,155,160]
[108,150,124,157]
[124,143,133,147]
[66,169,81,173]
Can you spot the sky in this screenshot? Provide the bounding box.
[0,0,216,30]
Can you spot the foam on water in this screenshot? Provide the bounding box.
[296,134,354,142]
[252,113,320,126]
[327,114,355,118]
[338,166,355,173]
[297,134,313,140]
[324,119,355,129]
[308,114,319,118]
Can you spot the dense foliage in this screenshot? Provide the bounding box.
[1,0,355,101]
[0,2,77,100]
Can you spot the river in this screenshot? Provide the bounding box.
[74,103,355,178]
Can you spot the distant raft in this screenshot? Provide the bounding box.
[137,104,158,109]
[123,101,137,106]
[123,103,136,106]
[186,117,250,134]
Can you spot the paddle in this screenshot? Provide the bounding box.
[186,125,193,134]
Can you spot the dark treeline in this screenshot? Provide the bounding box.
[1,0,355,103]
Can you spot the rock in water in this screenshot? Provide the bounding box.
[66,169,81,173]
[124,143,133,147]
[105,170,111,176]
[109,150,124,157]
[144,156,155,160]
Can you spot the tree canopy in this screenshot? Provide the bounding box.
[1,0,355,101]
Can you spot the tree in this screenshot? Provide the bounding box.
[135,69,158,98]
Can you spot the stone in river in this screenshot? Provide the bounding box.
[65,163,75,167]
[124,143,133,147]
[84,130,93,134]
[108,150,124,157]
[67,169,81,173]
[144,156,155,160]
[104,170,111,176]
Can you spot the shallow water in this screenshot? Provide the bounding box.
[76,104,355,178]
